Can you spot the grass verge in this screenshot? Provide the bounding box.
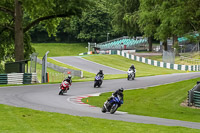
[82,55,185,77]
[0,104,199,132]
[32,43,88,57]
[82,77,200,123]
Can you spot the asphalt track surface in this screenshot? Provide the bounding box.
[1,72,200,129]
[50,56,126,74]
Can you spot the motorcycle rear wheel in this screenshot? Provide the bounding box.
[94,82,98,88]
[110,104,118,114]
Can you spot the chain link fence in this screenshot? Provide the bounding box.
[162,50,175,64]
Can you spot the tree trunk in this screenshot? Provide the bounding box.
[173,35,178,46]
[173,35,180,56]
[163,40,168,51]
[148,36,152,51]
[15,0,24,61]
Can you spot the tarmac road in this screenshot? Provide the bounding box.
[50,56,126,74]
[1,72,200,129]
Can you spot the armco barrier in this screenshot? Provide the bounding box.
[117,50,200,71]
[0,73,38,85]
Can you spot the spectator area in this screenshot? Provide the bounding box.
[97,37,148,50]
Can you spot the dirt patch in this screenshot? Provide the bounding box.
[180,99,200,109]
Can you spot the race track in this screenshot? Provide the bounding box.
[1,72,200,129]
[51,56,126,74]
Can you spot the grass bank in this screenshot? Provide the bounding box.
[32,43,88,57]
[82,77,200,123]
[82,55,185,77]
[0,104,199,132]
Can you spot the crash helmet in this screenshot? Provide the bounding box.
[119,87,124,92]
[99,70,103,74]
[68,75,72,79]
[66,78,70,82]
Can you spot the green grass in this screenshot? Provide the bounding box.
[82,77,200,123]
[82,55,185,77]
[0,104,199,133]
[32,43,88,57]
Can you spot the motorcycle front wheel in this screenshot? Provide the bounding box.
[59,89,64,95]
[110,104,118,114]
[102,105,106,113]
[132,73,135,80]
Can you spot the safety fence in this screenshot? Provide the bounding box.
[118,51,200,71]
[180,56,200,65]
[188,82,200,107]
[0,73,38,85]
[37,58,83,78]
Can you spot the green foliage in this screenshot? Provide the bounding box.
[111,0,141,37]
[0,63,5,73]
[0,0,92,61]
[138,0,200,41]
[70,0,112,42]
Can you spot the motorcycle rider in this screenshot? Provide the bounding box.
[108,88,124,102]
[129,64,135,72]
[63,75,72,90]
[96,70,104,79]
[64,75,72,85]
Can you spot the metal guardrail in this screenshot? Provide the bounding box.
[37,58,83,78]
[188,82,200,107]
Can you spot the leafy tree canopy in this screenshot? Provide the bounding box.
[0,0,91,62]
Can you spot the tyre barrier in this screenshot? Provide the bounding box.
[188,82,200,107]
[0,73,38,85]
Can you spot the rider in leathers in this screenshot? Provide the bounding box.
[108,88,124,102]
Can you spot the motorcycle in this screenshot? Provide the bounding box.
[94,75,103,88]
[101,95,123,114]
[59,81,70,95]
[127,69,136,80]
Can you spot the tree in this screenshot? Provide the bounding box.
[0,0,91,61]
[138,0,161,51]
[64,0,112,43]
[138,0,200,51]
[111,0,141,37]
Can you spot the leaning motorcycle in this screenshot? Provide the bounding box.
[101,94,123,114]
[59,81,70,95]
[94,75,103,88]
[127,69,136,80]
